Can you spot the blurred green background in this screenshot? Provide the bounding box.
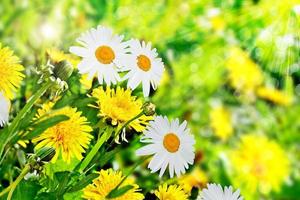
[1,0,300,199]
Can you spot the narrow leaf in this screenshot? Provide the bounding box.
[106,185,134,199]
[67,173,98,193]
[23,115,69,140]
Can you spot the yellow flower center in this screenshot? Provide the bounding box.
[95,45,115,64]
[163,133,180,153]
[137,55,151,71]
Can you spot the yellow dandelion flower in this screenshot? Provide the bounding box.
[257,86,293,106]
[229,134,290,195]
[154,184,188,200]
[47,48,80,67]
[207,8,226,32]
[0,44,25,99]
[82,169,144,200]
[80,74,93,90]
[210,106,233,141]
[32,102,93,163]
[92,86,153,132]
[178,167,208,194]
[226,47,263,96]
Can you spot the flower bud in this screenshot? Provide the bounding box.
[142,102,156,116]
[53,60,73,81]
[35,147,56,162]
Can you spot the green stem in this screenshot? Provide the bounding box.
[117,112,143,135]
[106,156,150,199]
[0,82,52,159]
[79,128,113,173]
[0,185,11,198]
[6,164,30,200]
[110,111,144,144]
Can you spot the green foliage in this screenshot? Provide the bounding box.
[0,0,299,199]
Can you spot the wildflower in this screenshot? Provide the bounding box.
[82,169,144,200]
[0,43,25,99]
[0,92,10,126]
[226,47,263,97]
[123,39,164,97]
[210,106,233,141]
[92,86,153,133]
[197,183,243,200]
[207,8,226,32]
[229,134,290,195]
[257,86,292,106]
[136,116,195,178]
[70,26,129,85]
[178,167,208,194]
[47,48,79,67]
[154,184,188,200]
[32,102,93,163]
[80,74,93,90]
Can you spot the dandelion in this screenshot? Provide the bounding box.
[257,86,293,106]
[226,47,263,97]
[197,183,243,200]
[154,184,188,200]
[32,102,93,163]
[70,26,129,85]
[0,92,10,126]
[47,48,80,67]
[0,43,25,99]
[92,86,152,133]
[136,116,195,178]
[210,106,233,141]
[82,168,144,200]
[178,167,208,194]
[122,39,164,97]
[207,8,226,32]
[229,134,290,195]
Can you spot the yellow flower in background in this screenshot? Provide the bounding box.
[80,74,93,90]
[226,47,263,97]
[32,102,93,163]
[0,44,25,99]
[207,8,226,32]
[178,167,208,194]
[82,169,144,200]
[154,184,188,200]
[92,86,153,132]
[47,48,79,67]
[257,86,293,106]
[210,106,233,141]
[229,134,290,195]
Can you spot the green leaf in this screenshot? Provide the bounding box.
[54,171,71,196]
[106,185,134,199]
[34,192,56,200]
[67,173,98,193]
[18,107,37,130]
[11,180,42,200]
[64,190,83,200]
[23,115,69,140]
[0,82,52,158]
[99,148,120,167]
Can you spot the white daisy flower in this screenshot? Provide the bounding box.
[69,26,129,85]
[0,92,10,127]
[136,116,195,178]
[122,39,164,97]
[198,183,243,200]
